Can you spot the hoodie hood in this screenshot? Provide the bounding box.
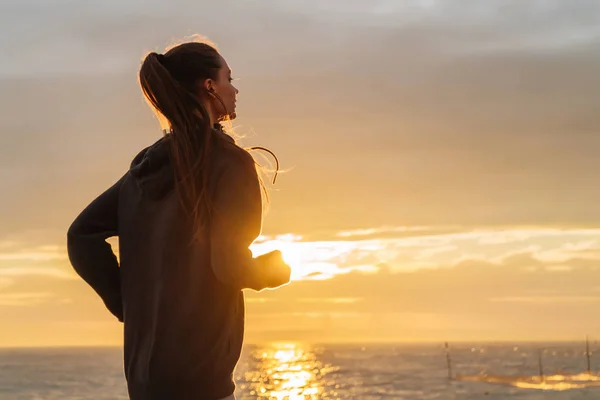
[129,137,174,200]
[127,126,237,201]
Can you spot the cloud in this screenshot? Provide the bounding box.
[0,239,78,279]
[249,227,600,278]
[0,267,76,279]
[240,227,600,340]
[242,250,600,340]
[1,2,600,237]
[335,226,440,239]
[257,252,600,313]
[0,248,67,262]
[489,296,600,304]
[297,297,362,304]
[0,292,55,306]
[2,226,600,343]
[533,240,600,263]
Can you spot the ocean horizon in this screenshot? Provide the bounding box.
[2,341,600,399]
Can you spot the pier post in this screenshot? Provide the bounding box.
[587,336,591,375]
[445,342,452,380]
[538,348,544,382]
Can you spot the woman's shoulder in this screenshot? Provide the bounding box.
[213,131,256,175]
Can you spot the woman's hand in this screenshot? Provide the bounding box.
[256,250,291,288]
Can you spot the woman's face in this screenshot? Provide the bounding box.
[206,55,239,121]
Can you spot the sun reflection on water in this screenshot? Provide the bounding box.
[458,372,600,391]
[242,342,335,399]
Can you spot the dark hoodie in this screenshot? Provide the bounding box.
[67,129,285,400]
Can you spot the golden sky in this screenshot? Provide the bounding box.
[1,0,600,347]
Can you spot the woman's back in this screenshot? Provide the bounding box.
[116,135,236,398]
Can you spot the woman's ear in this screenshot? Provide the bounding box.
[203,78,214,93]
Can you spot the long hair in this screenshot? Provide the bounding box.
[138,41,226,239]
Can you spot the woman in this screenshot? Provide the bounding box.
[67,40,291,400]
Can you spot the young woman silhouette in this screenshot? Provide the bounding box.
[67,39,291,400]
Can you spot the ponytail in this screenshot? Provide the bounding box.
[139,45,220,240]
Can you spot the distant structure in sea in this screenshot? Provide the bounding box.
[444,336,600,391]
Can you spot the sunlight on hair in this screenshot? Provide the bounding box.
[140,34,220,132]
[164,34,219,53]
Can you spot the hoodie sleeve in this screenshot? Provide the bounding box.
[210,153,272,291]
[67,175,124,322]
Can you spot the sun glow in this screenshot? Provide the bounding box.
[250,235,381,281]
[251,236,340,280]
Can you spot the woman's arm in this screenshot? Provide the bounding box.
[67,175,125,321]
[210,153,290,291]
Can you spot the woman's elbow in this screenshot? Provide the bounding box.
[67,212,86,238]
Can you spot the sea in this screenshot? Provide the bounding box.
[1,342,600,399]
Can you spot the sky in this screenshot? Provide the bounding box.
[1,0,600,347]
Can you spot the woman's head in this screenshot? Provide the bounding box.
[138,39,240,239]
[140,41,238,130]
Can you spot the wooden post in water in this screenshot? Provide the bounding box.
[538,348,544,382]
[445,342,453,380]
[586,335,591,375]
